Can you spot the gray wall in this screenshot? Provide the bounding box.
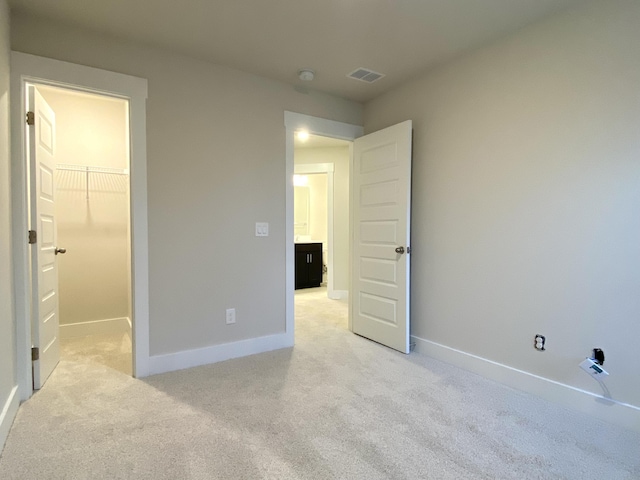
[0,0,17,447]
[364,0,640,407]
[11,12,362,356]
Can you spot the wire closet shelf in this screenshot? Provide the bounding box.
[56,163,129,199]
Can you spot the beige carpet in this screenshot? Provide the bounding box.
[1,287,639,479]
[60,331,132,376]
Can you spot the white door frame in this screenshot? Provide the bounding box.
[10,52,150,399]
[284,112,363,344]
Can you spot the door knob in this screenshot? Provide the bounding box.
[395,246,405,254]
[55,247,67,255]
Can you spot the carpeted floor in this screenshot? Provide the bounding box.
[60,331,132,376]
[1,287,639,479]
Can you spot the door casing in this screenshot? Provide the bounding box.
[10,52,150,400]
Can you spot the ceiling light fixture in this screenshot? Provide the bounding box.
[298,69,315,81]
[296,130,310,142]
[293,175,308,186]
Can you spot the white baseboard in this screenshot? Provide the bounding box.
[149,332,292,376]
[329,289,348,300]
[60,317,131,339]
[411,335,640,433]
[0,386,19,452]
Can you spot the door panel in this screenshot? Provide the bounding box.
[29,86,60,389]
[351,121,412,353]
[295,249,308,289]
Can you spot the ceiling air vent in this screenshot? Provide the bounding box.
[347,67,385,83]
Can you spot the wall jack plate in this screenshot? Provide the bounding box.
[579,357,609,379]
[255,222,269,237]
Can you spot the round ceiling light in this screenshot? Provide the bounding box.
[298,69,315,81]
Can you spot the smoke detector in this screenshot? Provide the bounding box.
[298,69,315,81]
[347,67,385,83]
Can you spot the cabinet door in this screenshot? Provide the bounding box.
[295,243,323,289]
[307,247,323,287]
[295,249,309,289]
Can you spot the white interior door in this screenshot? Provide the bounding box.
[351,121,412,353]
[28,85,61,389]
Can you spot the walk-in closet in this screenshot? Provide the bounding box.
[38,85,132,375]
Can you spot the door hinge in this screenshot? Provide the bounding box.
[26,111,35,126]
[28,230,37,244]
[31,347,40,361]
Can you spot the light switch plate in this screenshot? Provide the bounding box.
[225,308,236,325]
[255,222,269,237]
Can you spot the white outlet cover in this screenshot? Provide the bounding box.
[255,222,269,237]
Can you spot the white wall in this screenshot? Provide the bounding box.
[365,0,640,414]
[0,0,18,450]
[295,147,350,291]
[11,13,363,357]
[38,86,131,328]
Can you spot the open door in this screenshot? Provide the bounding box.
[351,121,412,353]
[28,85,61,389]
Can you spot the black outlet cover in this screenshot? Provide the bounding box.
[593,348,605,365]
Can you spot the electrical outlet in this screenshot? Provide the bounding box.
[255,222,269,237]
[534,334,546,351]
[225,308,236,325]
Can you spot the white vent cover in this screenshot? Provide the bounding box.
[347,67,385,83]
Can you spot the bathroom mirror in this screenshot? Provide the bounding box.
[294,186,310,236]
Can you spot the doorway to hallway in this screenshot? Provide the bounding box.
[293,133,351,330]
[284,112,414,355]
[294,133,352,298]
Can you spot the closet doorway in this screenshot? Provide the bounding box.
[35,84,133,379]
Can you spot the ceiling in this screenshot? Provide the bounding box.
[9,0,584,103]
